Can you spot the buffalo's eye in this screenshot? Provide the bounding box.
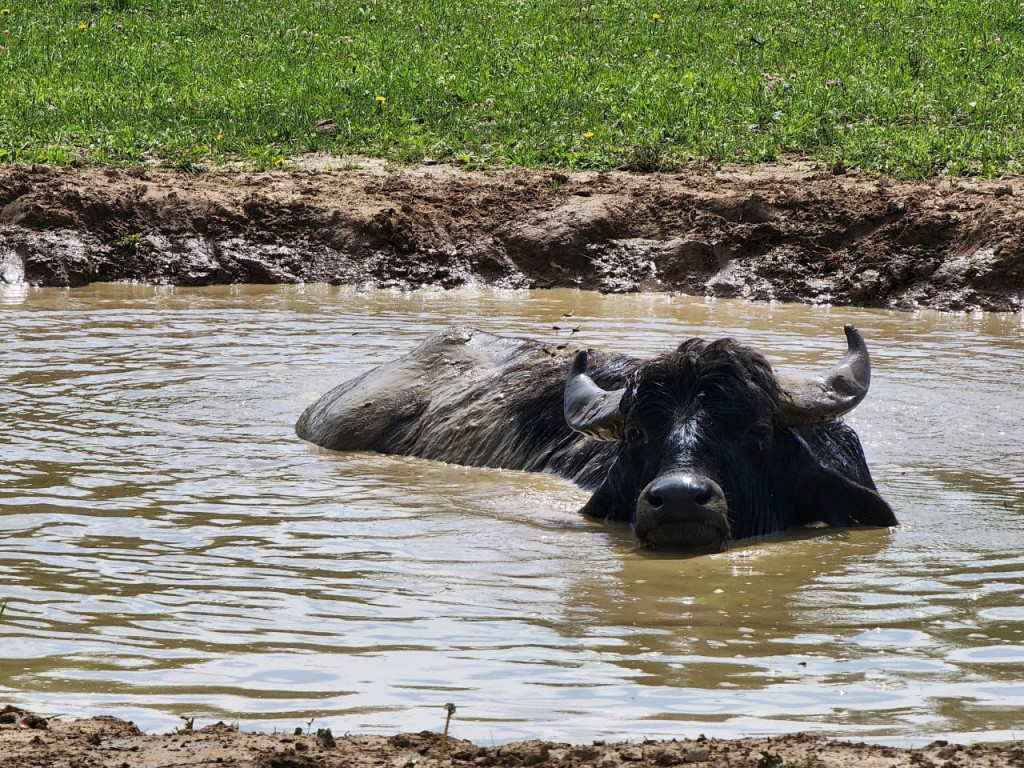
[626,424,649,445]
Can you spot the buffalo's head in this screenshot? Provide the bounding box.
[563,326,896,552]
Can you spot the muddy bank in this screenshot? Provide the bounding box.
[1,715,1021,768]
[1,160,1022,312]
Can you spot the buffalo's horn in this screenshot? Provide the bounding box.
[564,350,626,441]
[777,325,872,426]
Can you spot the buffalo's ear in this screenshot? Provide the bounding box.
[777,431,898,528]
[794,464,898,528]
[577,472,635,522]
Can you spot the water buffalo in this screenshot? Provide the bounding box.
[296,325,896,552]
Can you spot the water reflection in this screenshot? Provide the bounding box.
[0,283,1022,744]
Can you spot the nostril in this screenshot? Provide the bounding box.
[694,489,712,506]
[646,491,664,508]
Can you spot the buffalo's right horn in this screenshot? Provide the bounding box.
[563,350,626,441]
[777,324,872,426]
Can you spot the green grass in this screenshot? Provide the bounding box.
[1,0,1023,176]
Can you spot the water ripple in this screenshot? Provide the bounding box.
[1,285,1022,742]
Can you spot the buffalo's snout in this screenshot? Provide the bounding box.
[644,474,718,511]
[634,473,729,551]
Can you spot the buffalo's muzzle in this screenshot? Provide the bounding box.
[634,473,730,551]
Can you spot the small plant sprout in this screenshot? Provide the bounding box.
[119,233,146,252]
[437,702,456,768]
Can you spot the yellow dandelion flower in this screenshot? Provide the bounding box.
[274,158,284,166]
[651,12,661,19]
[78,22,88,30]
[216,134,224,141]
[583,131,595,139]
[0,9,11,16]
[375,95,387,105]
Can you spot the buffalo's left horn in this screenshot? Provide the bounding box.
[777,325,872,426]
[564,350,626,441]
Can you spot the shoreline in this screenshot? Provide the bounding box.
[1,714,1021,768]
[1,160,1022,313]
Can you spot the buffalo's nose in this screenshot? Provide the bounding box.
[645,475,716,511]
[635,473,729,549]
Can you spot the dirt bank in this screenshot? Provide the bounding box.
[1,714,1021,768]
[1,159,1023,312]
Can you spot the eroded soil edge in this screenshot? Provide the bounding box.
[2,717,1022,768]
[1,161,1023,312]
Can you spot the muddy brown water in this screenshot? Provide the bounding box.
[1,283,1022,745]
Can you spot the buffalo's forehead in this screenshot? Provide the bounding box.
[628,338,780,426]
